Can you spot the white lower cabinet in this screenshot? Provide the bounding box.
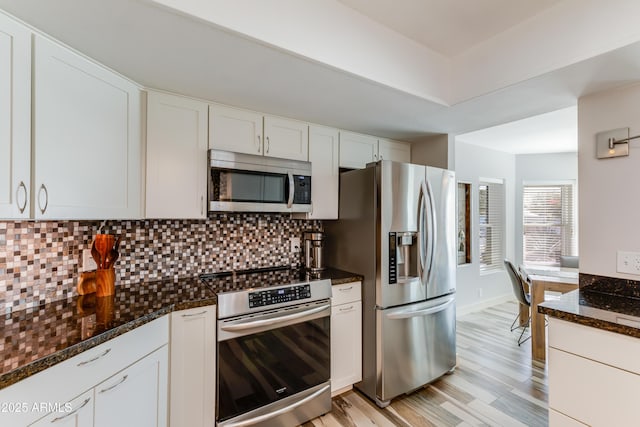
[169,306,216,427]
[330,282,362,395]
[0,317,169,427]
[548,317,640,426]
[29,390,94,427]
[94,346,168,427]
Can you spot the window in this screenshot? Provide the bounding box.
[479,179,505,273]
[523,183,576,266]
[457,182,471,265]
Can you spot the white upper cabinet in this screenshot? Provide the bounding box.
[263,115,308,161]
[339,131,378,169]
[0,13,31,219]
[209,104,263,155]
[307,125,339,219]
[378,138,411,162]
[33,35,142,219]
[209,104,309,161]
[146,91,208,219]
[339,132,411,168]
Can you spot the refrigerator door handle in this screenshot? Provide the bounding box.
[423,179,436,286]
[418,182,427,275]
[386,296,455,319]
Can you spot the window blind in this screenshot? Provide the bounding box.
[523,184,576,266]
[479,181,505,272]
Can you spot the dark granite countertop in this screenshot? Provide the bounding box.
[539,289,640,338]
[0,267,362,391]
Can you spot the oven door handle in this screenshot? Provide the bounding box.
[223,384,331,427]
[220,304,330,332]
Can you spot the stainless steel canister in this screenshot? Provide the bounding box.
[303,231,325,271]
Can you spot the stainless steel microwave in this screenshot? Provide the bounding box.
[209,149,312,213]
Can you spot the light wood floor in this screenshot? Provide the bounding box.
[304,300,547,427]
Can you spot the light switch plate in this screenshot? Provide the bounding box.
[617,250,640,275]
[82,248,97,272]
[290,237,301,253]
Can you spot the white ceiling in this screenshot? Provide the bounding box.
[0,0,638,150]
[456,106,577,154]
[337,0,562,56]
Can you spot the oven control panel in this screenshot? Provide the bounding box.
[248,284,311,308]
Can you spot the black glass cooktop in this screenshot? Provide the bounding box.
[199,266,328,294]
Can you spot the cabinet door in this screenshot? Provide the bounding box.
[209,104,262,155]
[378,139,411,163]
[33,35,142,219]
[308,125,338,219]
[263,115,309,161]
[331,301,362,393]
[0,13,31,219]
[339,131,377,169]
[146,91,208,219]
[94,345,168,427]
[170,306,216,427]
[29,390,94,427]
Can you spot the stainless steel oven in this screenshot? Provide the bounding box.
[214,276,332,427]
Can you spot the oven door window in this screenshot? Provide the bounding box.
[213,170,286,203]
[217,316,330,422]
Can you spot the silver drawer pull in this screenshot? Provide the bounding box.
[51,397,90,423]
[77,348,111,367]
[182,310,207,318]
[38,183,48,214]
[99,374,128,393]
[338,286,353,292]
[339,305,354,312]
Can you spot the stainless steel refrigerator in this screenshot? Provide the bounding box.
[325,160,456,407]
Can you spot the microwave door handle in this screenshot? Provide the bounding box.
[287,172,294,208]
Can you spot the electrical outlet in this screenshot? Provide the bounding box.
[82,248,97,272]
[617,251,640,275]
[290,237,301,253]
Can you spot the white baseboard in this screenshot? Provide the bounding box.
[456,294,513,318]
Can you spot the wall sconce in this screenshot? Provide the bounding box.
[596,127,640,159]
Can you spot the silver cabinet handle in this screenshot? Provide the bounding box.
[99,374,128,393]
[16,181,27,213]
[221,304,329,332]
[339,305,354,312]
[50,397,91,423]
[77,348,111,367]
[182,310,207,318]
[266,136,270,153]
[224,384,330,427]
[287,172,294,208]
[338,286,353,292]
[201,195,204,215]
[257,135,261,152]
[38,183,48,214]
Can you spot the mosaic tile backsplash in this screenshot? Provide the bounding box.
[0,214,321,312]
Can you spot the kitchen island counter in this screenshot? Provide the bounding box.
[539,288,640,338]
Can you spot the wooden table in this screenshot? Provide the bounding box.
[519,267,579,362]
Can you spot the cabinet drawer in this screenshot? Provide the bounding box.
[549,347,640,426]
[332,281,361,306]
[548,317,640,375]
[0,316,168,425]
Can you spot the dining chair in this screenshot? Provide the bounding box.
[504,259,531,346]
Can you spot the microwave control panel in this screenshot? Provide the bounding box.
[248,284,312,308]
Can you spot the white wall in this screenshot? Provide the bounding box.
[514,152,578,265]
[578,83,640,279]
[454,141,516,314]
